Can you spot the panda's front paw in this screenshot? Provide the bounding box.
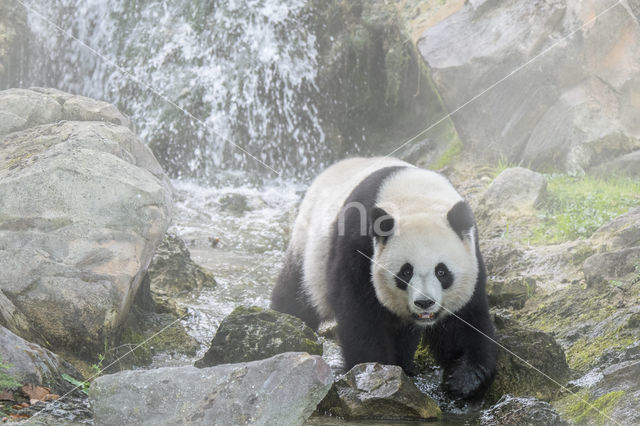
[444,360,485,399]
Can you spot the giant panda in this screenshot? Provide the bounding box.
[271,157,496,399]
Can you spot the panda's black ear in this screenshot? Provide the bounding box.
[447,201,475,240]
[369,207,395,241]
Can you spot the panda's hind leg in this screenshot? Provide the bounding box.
[270,251,320,330]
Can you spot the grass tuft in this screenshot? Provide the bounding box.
[529,175,640,244]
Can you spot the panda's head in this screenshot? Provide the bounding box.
[369,201,479,327]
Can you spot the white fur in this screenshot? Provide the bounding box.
[292,157,478,322]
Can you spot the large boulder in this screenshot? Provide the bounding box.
[195,306,322,367]
[418,0,640,174]
[0,88,172,357]
[90,352,333,426]
[316,362,440,420]
[481,168,547,213]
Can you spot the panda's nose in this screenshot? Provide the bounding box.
[414,299,435,310]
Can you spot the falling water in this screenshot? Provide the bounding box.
[26,0,325,179]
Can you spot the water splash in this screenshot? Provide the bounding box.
[26,0,325,179]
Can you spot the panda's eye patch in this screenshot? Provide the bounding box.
[435,263,454,289]
[395,263,413,290]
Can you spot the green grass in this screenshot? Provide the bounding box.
[529,175,640,244]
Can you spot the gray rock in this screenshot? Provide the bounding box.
[583,247,640,287]
[481,395,568,426]
[90,352,333,426]
[0,326,80,392]
[146,232,215,298]
[316,363,440,420]
[482,168,547,212]
[195,306,322,368]
[417,0,640,173]
[590,207,640,252]
[0,88,172,356]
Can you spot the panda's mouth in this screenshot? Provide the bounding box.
[412,310,440,323]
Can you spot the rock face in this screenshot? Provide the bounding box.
[0,326,80,392]
[195,306,322,367]
[309,0,459,166]
[0,88,172,357]
[90,352,333,426]
[481,395,568,426]
[487,314,571,404]
[317,363,440,420]
[418,0,640,174]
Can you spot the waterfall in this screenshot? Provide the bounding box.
[26,0,325,180]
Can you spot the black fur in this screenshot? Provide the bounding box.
[447,200,475,240]
[270,250,321,330]
[423,228,496,400]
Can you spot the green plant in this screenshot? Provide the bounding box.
[91,353,105,377]
[0,358,21,391]
[61,373,90,395]
[530,175,640,244]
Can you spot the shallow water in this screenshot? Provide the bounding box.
[170,176,304,354]
[169,175,483,423]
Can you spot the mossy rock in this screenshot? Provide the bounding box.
[486,313,571,404]
[195,306,322,367]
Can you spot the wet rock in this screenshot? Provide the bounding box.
[583,247,640,288]
[0,88,172,357]
[145,232,215,298]
[481,395,567,426]
[487,313,571,404]
[316,363,440,420]
[418,0,640,173]
[481,168,547,213]
[90,352,333,426]
[195,306,322,368]
[0,326,81,393]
